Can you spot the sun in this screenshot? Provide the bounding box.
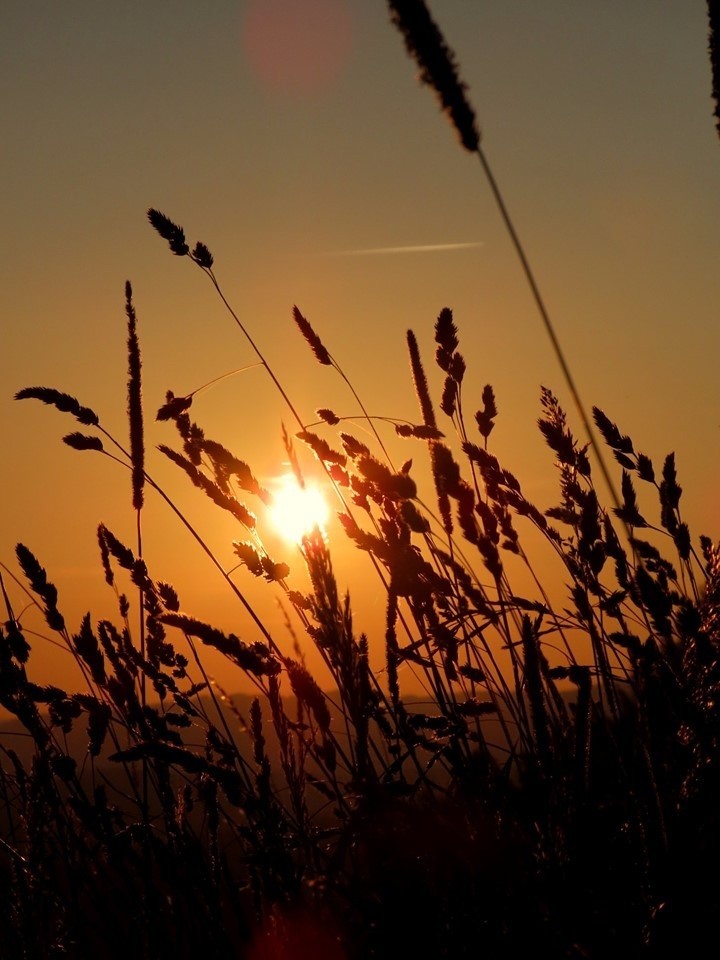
[268,473,330,544]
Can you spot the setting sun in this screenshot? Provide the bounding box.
[268,473,330,544]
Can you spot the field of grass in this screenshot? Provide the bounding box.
[3,3,720,958]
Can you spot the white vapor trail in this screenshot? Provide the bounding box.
[324,241,484,256]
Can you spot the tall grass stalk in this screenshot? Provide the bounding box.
[385,0,624,520]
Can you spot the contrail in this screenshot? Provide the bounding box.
[324,241,484,256]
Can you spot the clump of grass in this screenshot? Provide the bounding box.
[5,242,720,956]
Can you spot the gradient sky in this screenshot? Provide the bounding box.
[3,1,719,693]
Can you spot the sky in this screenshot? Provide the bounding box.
[2,0,719,694]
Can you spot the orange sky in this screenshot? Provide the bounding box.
[2,1,720,694]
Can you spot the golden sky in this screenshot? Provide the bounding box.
[2,1,719,693]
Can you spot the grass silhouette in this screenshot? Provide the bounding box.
[2,3,720,958]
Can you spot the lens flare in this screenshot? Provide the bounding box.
[242,0,353,98]
[268,474,330,544]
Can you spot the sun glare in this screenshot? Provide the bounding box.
[268,474,330,544]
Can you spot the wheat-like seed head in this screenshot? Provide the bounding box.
[387,0,480,152]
